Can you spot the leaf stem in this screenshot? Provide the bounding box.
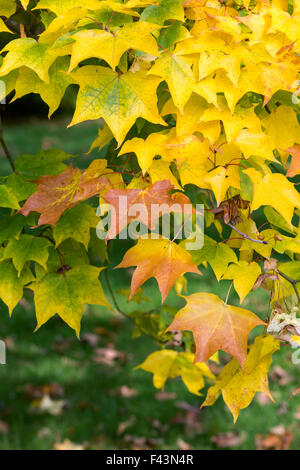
[227,223,268,245]
[278,270,300,304]
[104,268,128,317]
[225,281,233,305]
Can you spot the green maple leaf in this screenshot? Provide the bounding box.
[15,149,72,179]
[30,265,110,335]
[141,0,184,25]
[53,204,99,250]
[188,235,237,281]
[1,234,52,275]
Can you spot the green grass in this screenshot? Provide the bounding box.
[0,119,299,450]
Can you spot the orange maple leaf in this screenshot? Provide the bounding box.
[287,145,300,178]
[116,237,201,302]
[103,180,192,239]
[19,162,115,226]
[167,293,265,367]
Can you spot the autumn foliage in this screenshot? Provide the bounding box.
[0,0,300,422]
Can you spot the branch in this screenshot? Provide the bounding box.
[227,223,268,245]
[278,270,300,304]
[0,111,15,172]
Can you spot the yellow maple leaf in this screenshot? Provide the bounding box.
[202,335,280,422]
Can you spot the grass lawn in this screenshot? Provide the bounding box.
[0,118,299,450]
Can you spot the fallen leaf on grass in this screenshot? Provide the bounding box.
[211,432,246,448]
[25,383,64,400]
[81,333,99,348]
[155,391,177,401]
[270,365,293,386]
[0,421,9,434]
[294,406,300,420]
[112,385,138,398]
[29,394,68,416]
[93,344,126,366]
[176,438,193,450]
[256,425,294,450]
[290,386,300,398]
[53,439,86,450]
[117,416,136,435]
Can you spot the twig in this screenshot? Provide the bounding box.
[0,111,15,172]
[104,268,129,318]
[278,270,300,304]
[227,223,268,245]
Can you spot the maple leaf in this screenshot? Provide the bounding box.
[189,235,237,281]
[116,237,201,302]
[14,148,72,179]
[136,349,215,395]
[118,133,169,175]
[0,38,62,82]
[12,58,75,118]
[0,18,13,34]
[103,179,191,239]
[69,22,159,71]
[150,51,195,112]
[53,203,99,250]
[34,0,104,15]
[1,234,52,275]
[244,168,300,225]
[287,146,300,178]
[0,260,34,315]
[0,0,17,18]
[88,124,114,154]
[141,0,185,24]
[222,261,262,303]
[19,162,114,226]
[202,335,280,422]
[167,292,265,367]
[29,266,110,336]
[69,66,165,145]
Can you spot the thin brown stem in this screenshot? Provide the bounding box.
[0,112,15,172]
[104,268,128,317]
[227,223,268,245]
[278,270,300,304]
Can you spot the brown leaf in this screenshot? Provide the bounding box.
[256,425,294,450]
[81,333,99,348]
[113,385,138,398]
[155,391,177,401]
[270,365,293,386]
[53,439,86,450]
[211,431,246,448]
[176,438,193,450]
[117,416,136,435]
[0,421,9,435]
[93,344,126,366]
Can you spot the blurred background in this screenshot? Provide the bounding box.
[0,84,299,451]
